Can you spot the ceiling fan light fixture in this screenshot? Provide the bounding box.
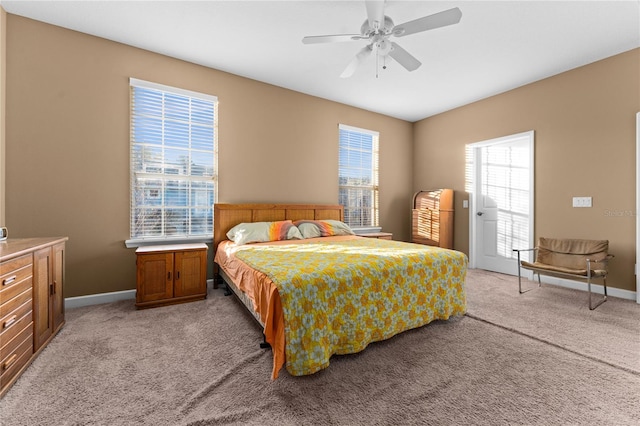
[374,38,392,56]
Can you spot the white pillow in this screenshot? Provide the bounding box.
[226,220,303,245]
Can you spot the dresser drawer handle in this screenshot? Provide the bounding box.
[3,315,17,329]
[3,354,18,371]
[2,275,17,286]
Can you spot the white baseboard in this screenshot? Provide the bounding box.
[65,289,136,309]
[536,274,637,301]
[65,279,216,309]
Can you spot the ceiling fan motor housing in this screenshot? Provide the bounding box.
[360,15,394,37]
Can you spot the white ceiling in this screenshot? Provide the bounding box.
[2,0,639,122]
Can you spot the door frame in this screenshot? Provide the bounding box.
[636,112,639,303]
[467,130,535,271]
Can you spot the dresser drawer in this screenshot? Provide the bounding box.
[0,320,32,363]
[1,254,32,277]
[0,288,32,318]
[0,264,33,305]
[0,300,33,344]
[0,332,33,389]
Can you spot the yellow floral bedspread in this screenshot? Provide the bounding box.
[234,237,467,376]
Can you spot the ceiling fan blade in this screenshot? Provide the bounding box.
[393,7,462,37]
[365,0,386,31]
[389,42,421,71]
[302,34,363,44]
[340,45,372,78]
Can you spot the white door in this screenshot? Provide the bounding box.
[468,131,534,275]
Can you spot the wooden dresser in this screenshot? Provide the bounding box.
[0,237,67,398]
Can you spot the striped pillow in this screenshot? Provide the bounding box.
[226,220,303,245]
[294,220,355,239]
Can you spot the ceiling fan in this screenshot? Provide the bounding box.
[302,0,462,78]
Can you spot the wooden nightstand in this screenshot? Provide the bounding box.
[135,243,207,309]
[359,232,393,240]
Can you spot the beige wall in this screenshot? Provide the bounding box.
[4,13,638,297]
[5,16,413,297]
[414,48,640,292]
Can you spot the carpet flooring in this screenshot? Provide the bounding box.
[0,269,638,425]
[465,269,640,375]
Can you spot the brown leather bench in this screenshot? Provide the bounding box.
[513,238,614,310]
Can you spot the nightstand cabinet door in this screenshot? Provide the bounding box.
[174,250,207,298]
[136,253,174,304]
[135,243,207,309]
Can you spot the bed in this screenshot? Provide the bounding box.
[213,203,467,379]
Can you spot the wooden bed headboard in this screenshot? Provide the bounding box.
[213,203,344,252]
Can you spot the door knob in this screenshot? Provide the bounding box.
[477,212,484,216]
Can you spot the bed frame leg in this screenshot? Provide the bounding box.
[260,335,271,349]
[213,273,222,290]
[223,282,233,296]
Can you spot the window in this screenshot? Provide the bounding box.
[128,78,218,245]
[338,124,379,228]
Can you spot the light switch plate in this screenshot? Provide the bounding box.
[572,197,592,208]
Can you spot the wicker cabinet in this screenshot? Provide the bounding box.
[0,237,67,398]
[412,189,454,249]
[135,243,207,309]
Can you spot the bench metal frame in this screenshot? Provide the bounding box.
[513,248,612,310]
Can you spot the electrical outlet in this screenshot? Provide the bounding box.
[572,197,592,208]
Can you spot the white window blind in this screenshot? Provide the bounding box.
[481,139,530,259]
[338,124,379,228]
[129,78,218,242]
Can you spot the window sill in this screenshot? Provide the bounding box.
[351,227,382,235]
[125,236,213,249]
